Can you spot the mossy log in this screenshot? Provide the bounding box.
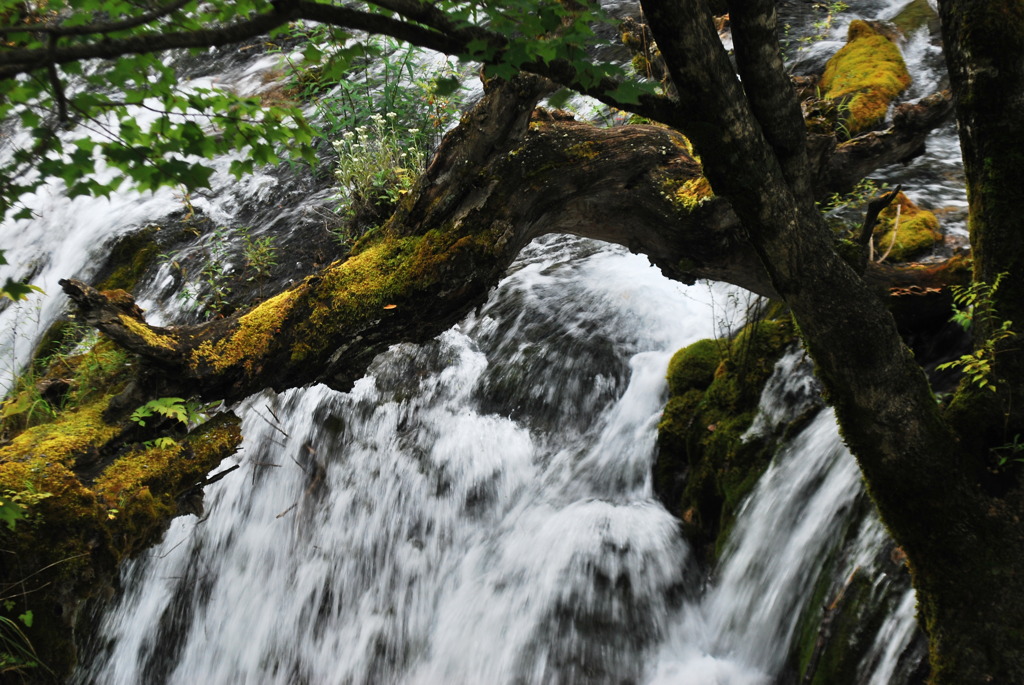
[59,74,955,414]
[0,411,241,679]
[0,67,952,681]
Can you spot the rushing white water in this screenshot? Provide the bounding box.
[652,409,865,683]
[75,238,726,685]
[0,51,299,391]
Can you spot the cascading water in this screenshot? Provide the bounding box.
[75,238,725,684]
[0,0,965,682]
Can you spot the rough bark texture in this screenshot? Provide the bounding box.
[642,2,1024,683]
[60,73,952,411]
[921,1,1024,682]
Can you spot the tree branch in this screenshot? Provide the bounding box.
[727,0,816,203]
[0,0,192,37]
[58,73,955,410]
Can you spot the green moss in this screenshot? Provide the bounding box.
[792,557,911,685]
[0,323,242,679]
[891,0,939,37]
[289,226,499,362]
[655,317,798,559]
[0,409,242,679]
[872,192,942,261]
[96,413,242,557]
[95,225,161,293]
[667,339,722,394]
[820,20,911,136]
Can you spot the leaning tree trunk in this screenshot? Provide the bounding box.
[638,1,1024,682]
[919,2,1024,682]
[61,72,951,412]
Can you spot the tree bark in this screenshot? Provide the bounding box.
[641,2,1024,683]
[60,73,951,407]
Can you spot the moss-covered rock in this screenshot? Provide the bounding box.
[93,225,162,293]
[666,338,721,395]
[873,191,942,261]
[890,0,940,37]
[820,20,911,137]
[654,316,797,561]
[0,337,242,681]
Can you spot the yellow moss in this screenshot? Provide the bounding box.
[94,414,241,508]
[820,20,911,136]
[567,141,601,160]
[872,192,942,261]
[289,236,421,360]
[118,314,177,350]
[191,287,301,373]
[0,395,120,467]
[665,176,715,211]
[93,444,179,507]
[290,227,497,362]
[92,413,241,562]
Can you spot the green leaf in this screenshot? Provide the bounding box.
[0,499,24,531]
[432,76,463,98]
[1,279,42,301]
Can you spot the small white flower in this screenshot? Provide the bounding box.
[408,128,420,135]
[386,112,397,118]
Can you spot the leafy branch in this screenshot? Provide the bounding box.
[936,273,1017,392]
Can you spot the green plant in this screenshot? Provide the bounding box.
[0,487,52,677]
[277,33,464,150]
[800,1,850,46]
[130,397,205,428]
[0,322,117,435]
[0,607,38,675]
[0,251,42,302]
[992,434,1024,466]
[331,112,427,228]
[822,178,880,213]
[269,33,464,239]
[175,226,234,318]
[0,373,56,430]
[937,273,1017,392]
[240,227,278,282]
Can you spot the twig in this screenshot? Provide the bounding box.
[877,203,901,263]
[196,463,240,487]
[275,502,298,518]
[261,404,289,437]
[858,184,902,246]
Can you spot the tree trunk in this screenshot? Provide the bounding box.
[640,2,1024,682]
[916,2,1024,682]
[61,72,950,410]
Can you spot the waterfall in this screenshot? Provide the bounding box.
[75,238,730,684]
[0,0,964,681]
